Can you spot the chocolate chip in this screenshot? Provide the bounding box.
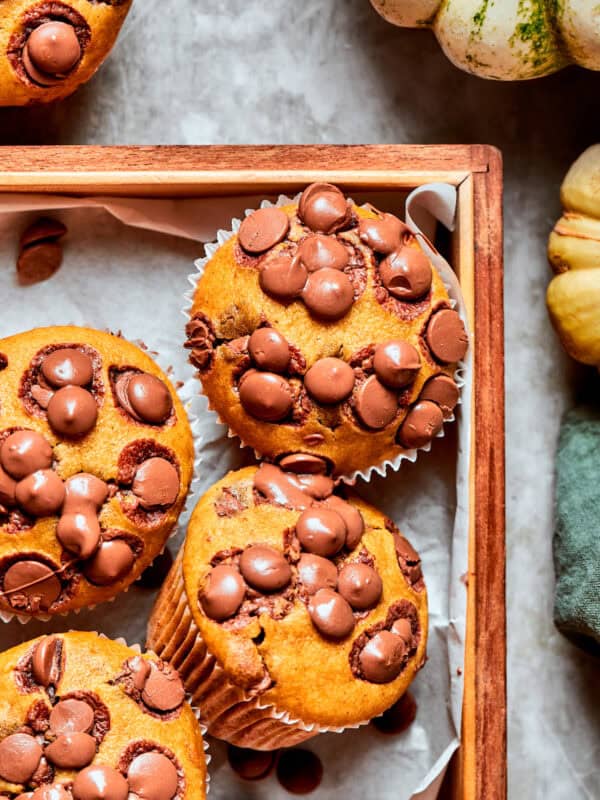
[238,207,290,254]
[338,562,382,610]
[0,430,52,480]
[50,698,94,735]
[117,373,173,425]
[141,664,185,713]
[0,733,43,783]
[17,242,62,286]
[278,453,328,474]
[297,234,348,271]
[23,22,81,85]
[397,400,444,449]
[73,765,129,800]
[228,745,276,781]
[373,341,421,389]
[379,246,432,301]
[354,375,398,430]
[322,495,364,550]
[259,254,307,301]
[47,386,98,437]
[132,458,179,510]
[359,631,407,684]
[83,539,135,586]
[20,218,67,249]
[371,691,417,735]
[41,349,93,388]
[248,328,290,373]
[276,748,323,795]
[297,554,338,595]
[239,371,293,422]
[239,545,291,593]
[31,635,62,688]
[420,374,459,418]
[44,732,96,769]
[302,268,354,321]
[296,507,346,557]
[199,564,246,621]
[308,588,355,639]
[15,469,65,517]
[127,752,179,800]
[358,213,410,254]
[31,784,71,800]
[3,560,62,610]
[299,183,351,234]
[304,357,355,404]
[425,309,468,363]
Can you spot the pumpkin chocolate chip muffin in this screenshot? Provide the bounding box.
[186,182,468,479]
[147,462,427,750]
[0,326,193,620]
[0,1,132,106]
[0,631,207,800]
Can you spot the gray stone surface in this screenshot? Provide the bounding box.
[1,1,600,797]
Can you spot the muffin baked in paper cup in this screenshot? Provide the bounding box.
[0,329,196,625]
[183,185,470,485]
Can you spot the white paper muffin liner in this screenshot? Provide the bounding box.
[0,334,197,625]
[146,550,371,750]
[183,189,470,486]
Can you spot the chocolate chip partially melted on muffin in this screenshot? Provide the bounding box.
[0,328,193,617]
[1,633,206,800]
[187,182,468,477]
[196,463,423,685]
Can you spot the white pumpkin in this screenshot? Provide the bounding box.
[370,0,600,80]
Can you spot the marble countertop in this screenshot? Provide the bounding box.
[1,1,599,797]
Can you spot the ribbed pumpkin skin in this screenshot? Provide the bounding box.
[370,0,600,80]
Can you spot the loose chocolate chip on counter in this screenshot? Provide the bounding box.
[359,630,407,684]
[239,207,290,254]
[140,663,185,713]
[17,242,63,286]
[137,548,174,590]
[276,748,323,795]
[358,212,410,255]
[397,400,444,450]
[114,373,173,425]
[297,234,349,271]
[15,469,65,517]
[199,564,246,621]
[0,732,43,783]
[239,545,292,593]
[373,341,421,389]
[127,752,179,800]
[3,560,62,611]
[47,386,98,437]
[83,539,135,586]
[23,22,82,85]
[337,563,382,610]
[239,371,293,422]
[299,183,352,235]
[371,691,417,735]
[278,453,328,474]
[302,268,354,321]
[296,507,346,557]
[259,254,308,302]
[379,246,433,301]
[131,458,179,510]
[304,357,355,404]
[425,309,468,364]
[308,588,355,639]
[0,430,53,480]
[42,349,93,388]
[420,374,459,418]
[322,495,364,550]
[228,744,277,781]
[297,554,338,596]
[354,375,399,430]
[44,732,96,769]
[73,765,129,800]
[248,328,291,373]
[31,635,62,688]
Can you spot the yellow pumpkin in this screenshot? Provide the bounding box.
[370,0,600,81]
[547,145,600,364]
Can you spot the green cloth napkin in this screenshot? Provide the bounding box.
[554,405,600,657]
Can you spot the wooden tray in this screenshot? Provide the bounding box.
[0,145,505,800]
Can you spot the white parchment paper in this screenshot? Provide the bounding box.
[0,185,470,800]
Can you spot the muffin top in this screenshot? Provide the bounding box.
[0,631,207,800]
[183,463,428,729]
[187,182,467,478]
[0,0,132,106]
[0,326,194,619]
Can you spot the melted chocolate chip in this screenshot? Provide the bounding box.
[304,358,355,404]
[0,430,53,480]
[239,545,291,593]
[322,495,364,550]
[127,752,179,800]
[31,635,62,688]
[337,562,382,610]
[47,386,98,437]
[3,560,62,611]
[259,254,308,302]
[302,268,354,321]
[278,453,328,474]
[239,371,293,422]
[248,328,290,373]
[297,234,349,271]
[425,309,468,363]
[297,554,338,595]
[23,22,81,85]
[83,539,135,586]
[199,564,246,621]
[299,183,352,234]
[44,732,96,769]
[73,765,129,800]
[379,247,432,301]
[353,376,398,430]
[397,401,443,449]
[358,212,410,254]
[114,372,173,425]
[420,374,459,418]
[238,207,290,254]
[308,588,355,639]
[296,507,346,557]
[15,469,65,517]
[0,733,43,783]
[132,458,179,510]
[359,630,407,684]
[42,349,93,388]
[373,341,421,389]
[141,664,185,713]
